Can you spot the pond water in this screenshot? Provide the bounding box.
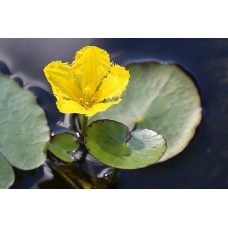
[0,38,227,188]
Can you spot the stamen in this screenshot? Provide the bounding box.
[79,98,83,103]
[85,102,89,107]
[92,97,96,103]
[83,87,91,95]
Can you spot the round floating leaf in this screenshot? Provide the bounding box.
[48,133,79,163]
[85,120,167,169]
[0,154,15,189]
[91,62,202,162]
[0,74,50,171]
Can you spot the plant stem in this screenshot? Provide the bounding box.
[54,168,80,189]
[81,115,88,139]
[48,161,80,189]
[78,115,89,162]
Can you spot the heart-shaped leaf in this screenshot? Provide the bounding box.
[0,74,50,188]
[85,120,167,169]
[91,62,202,162]
[48,133,79,163]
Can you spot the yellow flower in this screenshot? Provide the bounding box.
[44,46,130,117]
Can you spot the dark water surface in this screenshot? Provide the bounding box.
[1,38,227,188]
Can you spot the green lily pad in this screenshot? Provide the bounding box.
[91,62,202,162]
[48,133,79,163]
[85,120,167,169]
[0,154,15,189]
[0,74,50,188]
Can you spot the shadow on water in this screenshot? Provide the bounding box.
[1,38,228,188]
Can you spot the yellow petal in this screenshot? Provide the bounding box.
[56,98,121,117]
[85,99,122,117]
[44,61,82,101]
[56,99,88,115]
[96,64,130,102]
[72,46,111,93]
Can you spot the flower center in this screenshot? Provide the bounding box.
[79,86,97,109]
